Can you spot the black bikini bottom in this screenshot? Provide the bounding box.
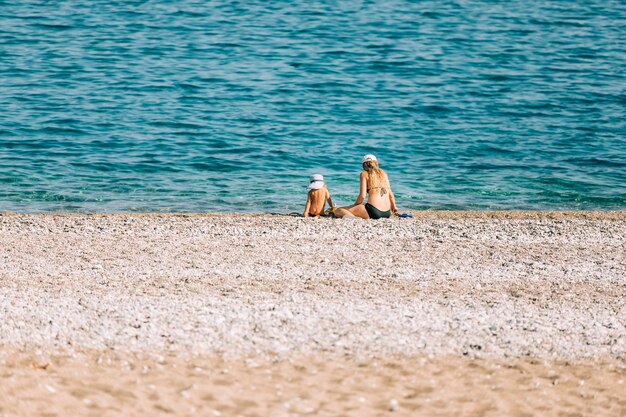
[365,203,391,219]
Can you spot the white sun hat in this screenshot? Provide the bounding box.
[362,154,378,163]
[308,174,325,190]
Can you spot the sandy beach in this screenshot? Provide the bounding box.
[1,212,625,416]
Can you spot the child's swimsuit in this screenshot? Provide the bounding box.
[365,203,391,219]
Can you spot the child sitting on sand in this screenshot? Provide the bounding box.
[303,174,334,217]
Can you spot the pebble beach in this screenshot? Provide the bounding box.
[1,212,625,416]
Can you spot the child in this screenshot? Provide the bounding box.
[303,174,334,217]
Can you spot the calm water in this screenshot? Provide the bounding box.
[1,0,624,213]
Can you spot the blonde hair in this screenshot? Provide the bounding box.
[362,160,386,189]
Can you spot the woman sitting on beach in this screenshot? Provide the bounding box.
[333,154,398,219]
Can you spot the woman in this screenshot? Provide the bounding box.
[334,154,398,219]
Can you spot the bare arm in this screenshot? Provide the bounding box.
[303,192,311,217]
[354,172,367,205]
[386,173,398,214]
[389,189,398,214]
[326,188,334,209]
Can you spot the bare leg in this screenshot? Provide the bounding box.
[348,204,369,219]
[334,204,369,219]
[333,207,350,218]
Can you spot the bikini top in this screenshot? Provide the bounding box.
[368,186,388,197]
[367,180,388,196]
[366,173,389,196]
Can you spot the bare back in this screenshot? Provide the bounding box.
[363,171,391,211]
[306,187,329,216]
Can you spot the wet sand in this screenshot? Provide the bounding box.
[1,212,625,416]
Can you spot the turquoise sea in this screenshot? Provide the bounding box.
[1,0,624,213]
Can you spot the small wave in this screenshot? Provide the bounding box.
[39,126,88,135]
[176,82,204,91]
[190,159,244,172]
[404,105,454,114]
[209,42,244,48]
[566,157,626,168]
[484,74,518,82]
[150,121,204,130]
[31,23,74,30]
[305,81,359,90]
[170,10,209,18]
[195,77,227,83]
[71,162,118,173]
[462,162,530,171]
[23,190,87,203]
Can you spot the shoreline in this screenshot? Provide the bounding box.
[1,209,625,220]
